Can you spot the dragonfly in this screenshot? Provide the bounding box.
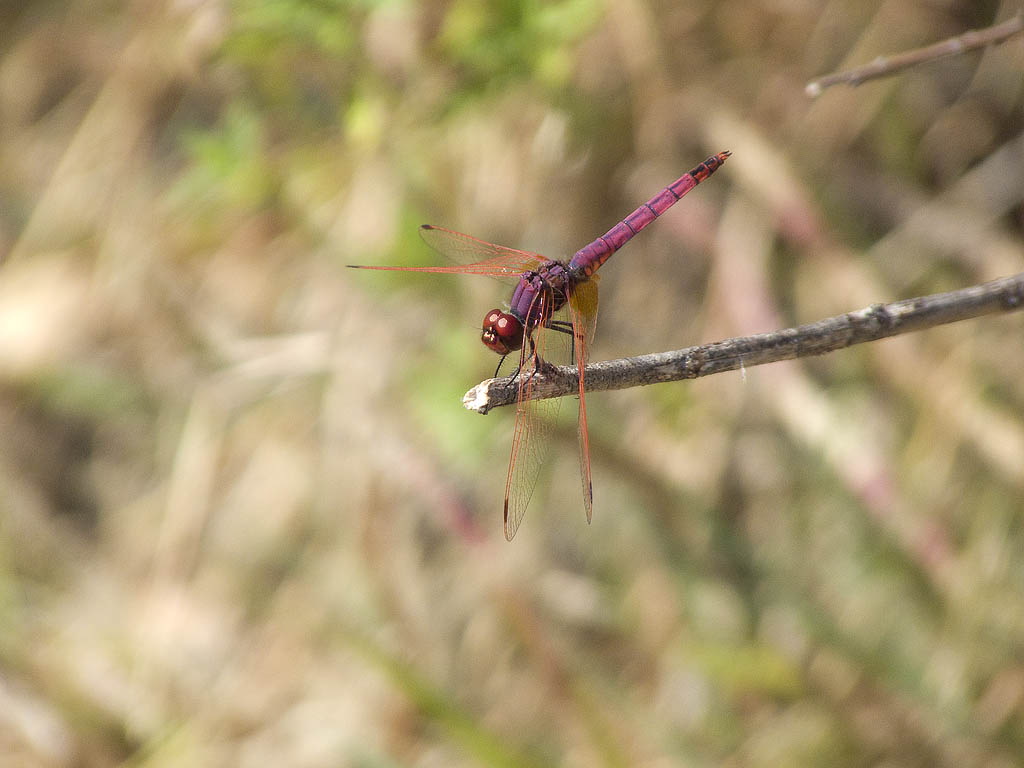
[351,151,730,540]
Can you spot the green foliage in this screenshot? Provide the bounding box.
[173,102,276,216]
[690,642,804,698]
[231,0,360,59]
[405,324,504,472]
[438,0,602,93]
[26,366,151,422]
[343,625,552,768]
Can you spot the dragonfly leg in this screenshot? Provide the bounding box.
[521,334,560,377]
[537,358,560,376]
[503,352,526,380]
[547,320,575,360]
[493,354,509,378]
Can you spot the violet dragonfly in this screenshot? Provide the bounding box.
[351,151,730,539]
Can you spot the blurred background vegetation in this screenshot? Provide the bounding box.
[2,0,1023,765]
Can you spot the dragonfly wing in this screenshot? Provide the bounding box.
[418,225,549,277]
[567,275,599,524]
[502,292,565,540]
[349,225,549,279]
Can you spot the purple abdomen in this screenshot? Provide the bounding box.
[569,151,730,277]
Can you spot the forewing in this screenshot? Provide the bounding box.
[502,292,567,540]
[418,225,549,277]
[566,276,599,524]
[348,225,548,278]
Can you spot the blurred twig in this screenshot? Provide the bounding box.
[340,623,550,768]
[806,13,1024,97]
[465,273,1024,413]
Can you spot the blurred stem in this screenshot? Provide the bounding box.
[500,591,631,768]
[465,273,1024,412]
[341,626,552,768]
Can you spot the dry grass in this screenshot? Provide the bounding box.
[1,1,1023,766]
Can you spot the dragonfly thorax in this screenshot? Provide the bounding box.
[481,309,524,355]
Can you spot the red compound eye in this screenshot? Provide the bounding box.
[481,309,523,354]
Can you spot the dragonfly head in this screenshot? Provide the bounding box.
[481,309,524,355]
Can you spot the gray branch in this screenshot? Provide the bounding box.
[806,13,1024,97]
[464,273,1024,414]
